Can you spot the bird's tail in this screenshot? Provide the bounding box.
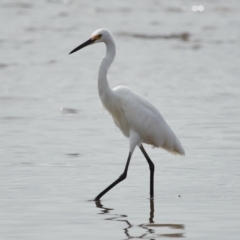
[162,137,185,156]
[173,137,185,155]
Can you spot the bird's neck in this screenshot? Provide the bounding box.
[98,39,116,98]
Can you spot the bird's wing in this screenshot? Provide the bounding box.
[114,87,168,145]
[113,86,185,155]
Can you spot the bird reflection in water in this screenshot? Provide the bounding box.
[95,199,185,239]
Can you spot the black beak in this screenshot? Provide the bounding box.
[69,38,95,55]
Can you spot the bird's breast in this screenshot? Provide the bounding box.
[100,93,130,138]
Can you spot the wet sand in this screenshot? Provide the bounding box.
[1,0,240,239]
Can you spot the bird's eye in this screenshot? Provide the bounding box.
[92,34,102,41]
[93,34,102,41]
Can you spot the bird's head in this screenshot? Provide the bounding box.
[69,28,113,55]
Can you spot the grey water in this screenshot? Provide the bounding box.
[1,0,240,239]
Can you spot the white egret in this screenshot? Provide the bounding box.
[69,29,185,201]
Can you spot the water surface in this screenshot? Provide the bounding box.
[1,0,240,239]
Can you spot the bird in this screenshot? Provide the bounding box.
[69,28,185,201]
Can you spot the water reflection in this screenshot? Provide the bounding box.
[95,199,185,239]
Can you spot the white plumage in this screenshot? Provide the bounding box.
[111,86,185,155]
[69,28,185,201]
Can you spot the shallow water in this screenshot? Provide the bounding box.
[1,0,240,239]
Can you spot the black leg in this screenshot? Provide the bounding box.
[95,152,132,201]
[139,144,155,198]
[149,198,154,223]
